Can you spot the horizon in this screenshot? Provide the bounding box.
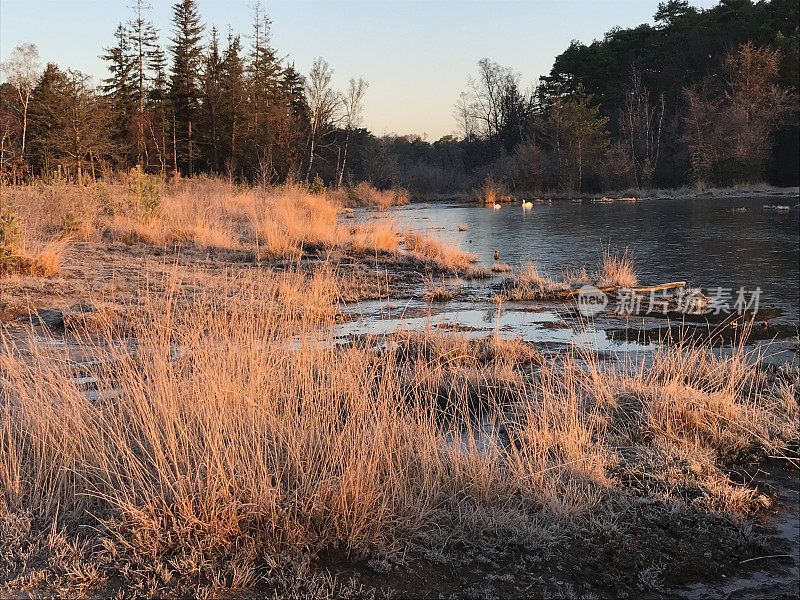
[1,0,719,140]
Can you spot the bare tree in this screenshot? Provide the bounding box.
[682,42,794,184]
[621,65,664,188]
[304,57,340,182]
[337,77,367,187]
[723,42,793,180]
[682,82,722,184]
[463,59,532,151]
[453,92,474,140]
[1,43,41,158]
[468,59,504,141]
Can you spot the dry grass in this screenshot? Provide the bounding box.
[349,219,402,254]
[343,182,410,210]
[1,238,66,277]
[0,267,796,597]
[403,231,478,272]
[0,205,68,277]
[500,251,639,300]
[1,179,412,261]
[500,263,571,300]
[1,178,797,597]
[490,262,512,273]
[597,248,638,288]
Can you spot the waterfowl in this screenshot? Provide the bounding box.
[494,250,499,261]
[522,200,533,210]
[493,203,501,210]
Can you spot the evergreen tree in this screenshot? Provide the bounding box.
[274,63,309,181]
[27,63,68,175]
[129,0,161,114]
[147,46,171,174]
[201,27,223,172]
[31,67,114,183]
[246,1,283,180]
[128,1,162,168]
[168,0,203,174]
[100,23,136,161]
[248,1,282,114]
[219,32,246,177]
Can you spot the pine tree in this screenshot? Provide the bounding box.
[100,23,136,162]
[128,1,161,168]
[168,0,203,175]
[28,63,68,174]
[148,46,169,106]
[219,32,246,177]
[147,46,170,175]
[247,0,282,178]
[32,68,114,183]
[281,63,308,120]
[129,0,160,114]
[248,1,282,109]
[201,27,223,172]
[275,63,309,181]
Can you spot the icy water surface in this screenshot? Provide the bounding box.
[357,194,800,323]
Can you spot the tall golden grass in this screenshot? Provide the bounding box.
[336,181,410,210]
[0,267,796,597]
[1,178,475,273]
[403,231,478,271]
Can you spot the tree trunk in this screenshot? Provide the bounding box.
[306,130,316,183]
[188,121,193,176]
[338,129,351,188]
[172,113,178,175]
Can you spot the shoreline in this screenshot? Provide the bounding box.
[411,185,800,204]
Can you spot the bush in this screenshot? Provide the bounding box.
[127,165,162,220]
[478,175,508,204]
[0,208,22,274]
[59,212,82,236]
[308,174,326,195]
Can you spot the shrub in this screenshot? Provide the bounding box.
[479,175,506,204]
[59,212,82,236]
[0,208,22,274]
[308,174,326,195]
[127,165,162,220]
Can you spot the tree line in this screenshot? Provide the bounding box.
[0,0,369,187]
[377,0,798,195]
[1,0,798,193]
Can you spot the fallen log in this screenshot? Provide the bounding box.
[554,281,687,299]
[629,281,687,293]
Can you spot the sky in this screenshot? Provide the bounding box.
[0,0,720,140]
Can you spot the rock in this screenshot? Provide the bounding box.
[23,308,64,330]
[21,303,102,332]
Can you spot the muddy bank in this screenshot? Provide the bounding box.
[234,459,800,599]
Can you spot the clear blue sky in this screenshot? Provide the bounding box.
[1,0,719,139]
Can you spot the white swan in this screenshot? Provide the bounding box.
[493,203,501,210]
[522,200,533,209]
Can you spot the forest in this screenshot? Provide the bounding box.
[1,0,798,194]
